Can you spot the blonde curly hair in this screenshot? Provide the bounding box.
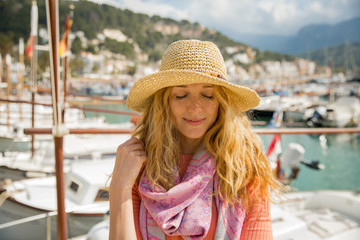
[132,85,283,209]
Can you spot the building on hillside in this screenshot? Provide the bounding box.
[281,61,299,79]
[248,64,266,80]
[103,29,128,42]
[295,58,316,76]
[153,23,180,35]
[262,61,282,79]
[75,31,88,48]
[233,53,252,64]
[226,60,251,83]
[246,47,256,62]
[79,51,104,74]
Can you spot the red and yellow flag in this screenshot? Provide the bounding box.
[25,35,34,60]
[59,15,73,57]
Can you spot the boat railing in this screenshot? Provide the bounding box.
[23,127,360,135]
[0,201,108,239]
[0,97,139,117]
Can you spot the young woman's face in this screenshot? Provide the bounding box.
[169,83,219,141]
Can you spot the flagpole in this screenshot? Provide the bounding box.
[61,4,74,123]
[0,54,2,90]
[19,38,25,121]
[5,54,11,128]
[46,0,67,239]
[30,0,38,157]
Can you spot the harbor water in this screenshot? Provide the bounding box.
[261,133,360,191]
[85,104,360,192]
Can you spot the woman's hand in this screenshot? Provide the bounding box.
[109,137,145,240]
[110,137,147,193]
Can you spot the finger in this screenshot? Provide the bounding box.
[125,143,145,153]
[136,149,147,157]
[117,139,143,154]
[121,137,140,146]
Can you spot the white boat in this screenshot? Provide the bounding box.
[0,130,131,181]
[0,159,114,239]
[304,96,360,128]
[272,190,360,240]
[84,189,360,240]
[0,125,32,153]
[251,95,316,123]
[0,101,99,154]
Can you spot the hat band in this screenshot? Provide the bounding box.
[194,70,227,81]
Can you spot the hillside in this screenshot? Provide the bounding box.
[0,0,294,63]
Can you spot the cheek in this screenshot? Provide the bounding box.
[206,102,219,122]
[169,101,182,121]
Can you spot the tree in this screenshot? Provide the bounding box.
[71,37,83,55]
[0,33,14,56]
[148,50,162,62]
[69,57,85,76]
[104,38,135,59]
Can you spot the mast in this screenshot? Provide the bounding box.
[5,54,11,128]
[30,0,38,157]
[45,0,68,239]
[61,4,74,123]
[0,54,2,92]
[19,38,25,121]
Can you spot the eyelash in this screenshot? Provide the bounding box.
[176,94,187,99]
[175,94,214,99]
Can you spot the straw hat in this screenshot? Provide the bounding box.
[126,39,260,113]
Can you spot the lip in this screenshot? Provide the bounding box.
[184,118,205,126]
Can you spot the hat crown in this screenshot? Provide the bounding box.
[159,40,227,78]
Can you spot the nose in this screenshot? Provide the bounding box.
[187,96,202,113]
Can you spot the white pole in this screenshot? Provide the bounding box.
[19,38,25,121]
[0,53,2,86]
[30,0,38,157]
[5,54,11,127]
[31,1,38,37]
[19,38,24,55]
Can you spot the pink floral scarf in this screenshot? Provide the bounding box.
[139,146,246,240]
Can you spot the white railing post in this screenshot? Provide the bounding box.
[46,213,51,240]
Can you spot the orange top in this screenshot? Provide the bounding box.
[132,155,273,240]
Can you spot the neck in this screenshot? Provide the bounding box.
[179,136,202,155]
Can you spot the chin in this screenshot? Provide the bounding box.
[183,132,206,140]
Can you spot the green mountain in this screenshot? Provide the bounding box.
[0,0,294,63]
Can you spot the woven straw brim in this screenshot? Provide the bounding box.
[126,69,260,113]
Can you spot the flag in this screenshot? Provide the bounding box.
[268,105,283,128]
[59,15,73,57]
[26,1,38,60]
[266,134,282,163]
[266,134,283,180]
[25,36,34,60]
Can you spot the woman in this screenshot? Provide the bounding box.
[109,39,283,240]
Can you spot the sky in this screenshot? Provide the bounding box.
[89,0,360,39]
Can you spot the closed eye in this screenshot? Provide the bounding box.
[203,95,214,99]
[176,94,188,99]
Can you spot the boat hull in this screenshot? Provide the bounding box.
[0,196,106,240]
[272,190,360,240]
[0,136,31,153]
[0,165,51,181]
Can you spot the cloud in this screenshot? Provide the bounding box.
[93,0,189,20]
[272,2,297,22]
[89,0,360,36]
